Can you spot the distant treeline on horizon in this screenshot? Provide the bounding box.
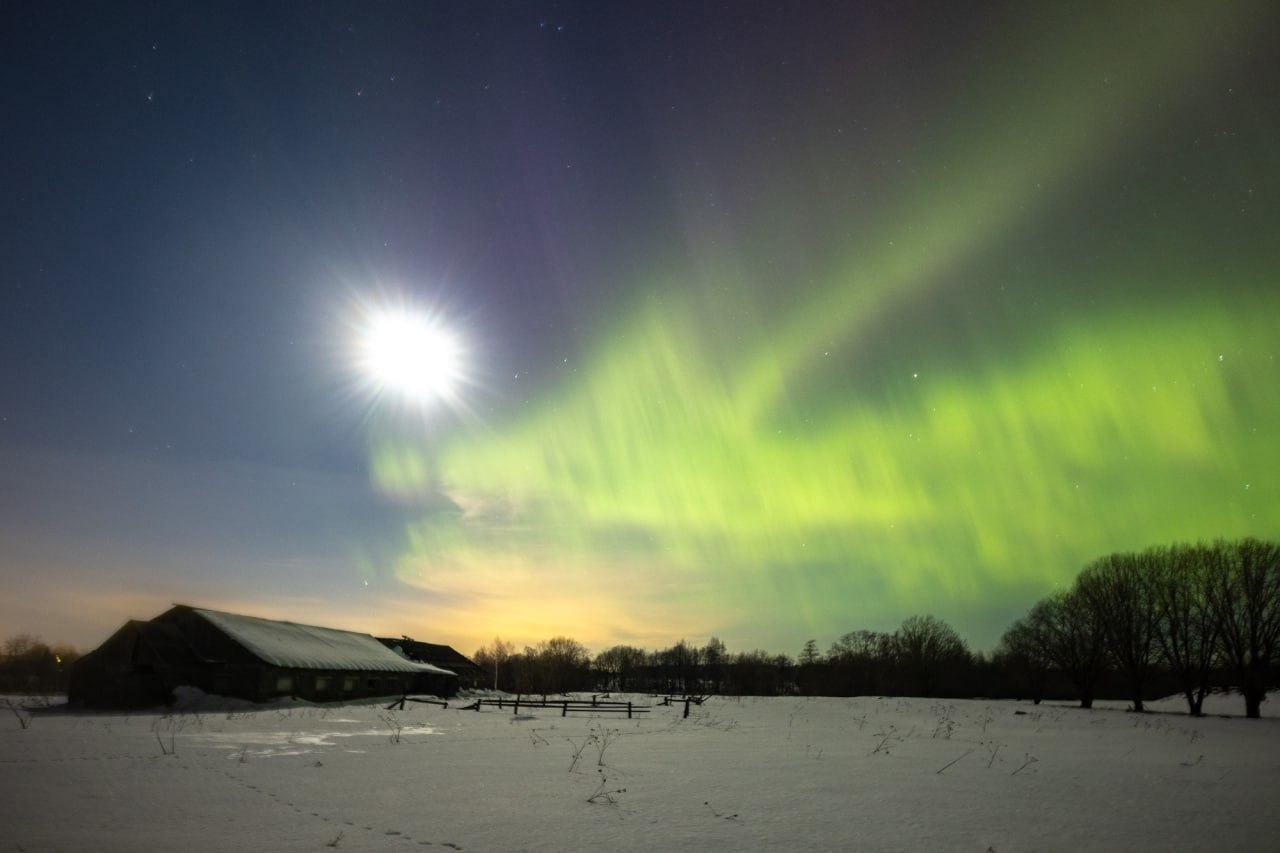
[472,538,1279,719]
[6,538,1277,718]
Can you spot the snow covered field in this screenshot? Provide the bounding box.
[3,693,1277,852]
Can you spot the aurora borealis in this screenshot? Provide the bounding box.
[2,2,1277,655]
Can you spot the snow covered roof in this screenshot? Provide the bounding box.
[192,608,454,675]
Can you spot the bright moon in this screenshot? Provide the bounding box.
[358,309,463,403]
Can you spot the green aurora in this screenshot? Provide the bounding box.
[368,3,1279,652]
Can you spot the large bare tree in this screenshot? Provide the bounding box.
[1026,590,1108,709]
[1151,543,1220,716]
[1075,550,1161,712]
[893,615,968,697]
[996,617,1051,704]
[1208,538,1280,719]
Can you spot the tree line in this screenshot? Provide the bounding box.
[998,538,1279,718]
[473,538,1279,718]
[0,635,81,694]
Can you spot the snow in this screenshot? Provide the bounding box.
[3,693,1277,851]
[192,608,453,675]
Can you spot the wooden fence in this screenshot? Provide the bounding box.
[385,696,449,711]
[459,695,651,718]
[658,695,709,718]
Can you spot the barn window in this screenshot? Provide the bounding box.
[342,677,355,692]
[276,675,293,693]
[315,676,332,692]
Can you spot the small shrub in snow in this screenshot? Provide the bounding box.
[585,768,626,805]
[5,698,33,730]
[978,709,995,733]
[593,725,620,767]
[931,704,956,739]
[378,713,403,744]
[151,715,185,755]
[567,732,594,772]
[870,725,900,755]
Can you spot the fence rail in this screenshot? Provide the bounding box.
[658,695,709,717]
[385,696,449,711]
[459,696,651,718]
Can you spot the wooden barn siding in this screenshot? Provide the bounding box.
[254,667,416,702]
[69,623,174,709]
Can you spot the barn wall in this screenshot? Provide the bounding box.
[68,623,174,709]
[255,668,415,702]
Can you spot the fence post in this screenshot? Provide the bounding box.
[683,698,691,718]
[513,695,520,715]
[562,701,569,717]
[626,701,633,719]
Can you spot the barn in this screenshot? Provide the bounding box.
[377,636,490,689]
[69,605,457,709]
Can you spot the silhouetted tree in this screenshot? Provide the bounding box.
[1151,543,1220,715]
[1027,590,1108,708]
[702,637,727,694]
[796,639,825,695]
[538,636,592,695]
[502,637,591,696]
[0,635,78,693]
[471,636,513,691]
[726,650,786,695]
[996,618,1051,704]
[827,630,894,695]
[893,615,968,697]
[1076,550,1161,711]
[594,644,647,692]
[799,640,821,665]
[1207,538,1280,719]
[653,641,700,693]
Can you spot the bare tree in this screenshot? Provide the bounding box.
[702,637,727,694]
[827,630,894,695]
[1026,590,1108,709]
[1151,543,1220,716]
[1208,538,1280,719]
[996,617,1051,704]
[893,615,968,697]
[532,636,592,695]
[472,636,515,691]
[489,637,513,691]
[726,650,786,695]
[1075,550,1161,712]
[594,645,646,692]
[0,634,76,693]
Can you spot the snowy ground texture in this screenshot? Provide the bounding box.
[3,692,1278,852]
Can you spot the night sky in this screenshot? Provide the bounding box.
[3,2,1277,657]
